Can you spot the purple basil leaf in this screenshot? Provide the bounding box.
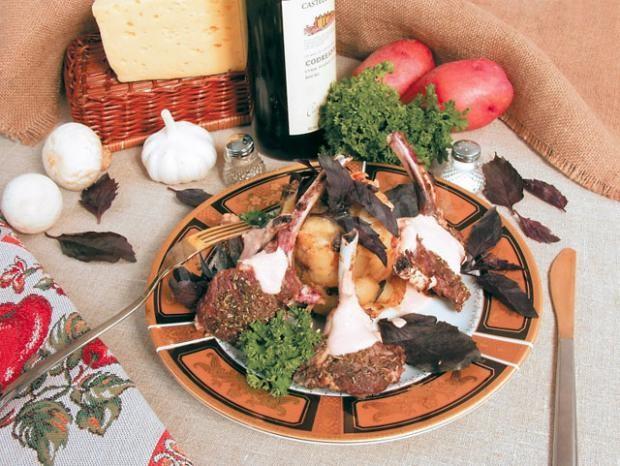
[477,254,522,271]
[318,154,398,236]
[350,180,398,236]
[168,187,212,207]
[465,207,502,259]
[169,266,207,308]
[523,179,568,211]
[80,174,118,223]
[337,215,388,265]
[319,154,353,213]
[378,313,481,373]
[289,171,319,200]
[385,183,419,218]
[514,211,560,243]
[46,231,136,263]
[482,155,524,209]
[476,272,538,317]
[293,159,318,173]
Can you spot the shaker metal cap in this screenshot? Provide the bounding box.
[452,139,481,162]
[225,133,255,158]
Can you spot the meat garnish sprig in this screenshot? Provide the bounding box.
[294,231,405,397]
[387,132,470,310]
[194,171,327,341]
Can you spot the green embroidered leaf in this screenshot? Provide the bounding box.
[66,351,83,370]
[13,400,72,466]
[48,362,66,377]
[29,373,48,392]
[70,387,82,405]
[24,266,41,278]
[75,397,122,436]
[72,372,133,405]
[48,313,90,350]
[34,276,54,291]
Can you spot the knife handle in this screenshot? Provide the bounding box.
[553,338,578,466]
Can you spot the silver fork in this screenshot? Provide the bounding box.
[0,221,250,406]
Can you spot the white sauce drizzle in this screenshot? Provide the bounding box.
[240,247,288,295]
[326,294,381,356]
[375,285,433,325]
[326,234,381,356]
[398,215,465,274]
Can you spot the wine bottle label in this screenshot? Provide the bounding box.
[281,0,336,136]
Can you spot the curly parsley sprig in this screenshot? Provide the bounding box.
[319,62,467,167]
[238,306,322,397]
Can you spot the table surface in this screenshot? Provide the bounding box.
[1,57,618,465]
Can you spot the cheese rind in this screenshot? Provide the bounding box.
[92,0,247,82]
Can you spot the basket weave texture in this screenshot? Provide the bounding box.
[64,34,252,152]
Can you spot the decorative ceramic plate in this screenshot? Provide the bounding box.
[145,163,542,443]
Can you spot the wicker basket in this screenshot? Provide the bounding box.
[64,34,252,152]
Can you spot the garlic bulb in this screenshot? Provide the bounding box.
[42,123,111,191]
[141,110,217,185]
[1,173,63,234]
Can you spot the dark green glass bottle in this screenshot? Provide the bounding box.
[245,0,336,160]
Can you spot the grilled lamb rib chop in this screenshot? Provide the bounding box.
[195,174,325,341]
[294,232,405,396]
[388,132,470,310]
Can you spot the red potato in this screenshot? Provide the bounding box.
[402,58,514,131]
[353,39,435,96]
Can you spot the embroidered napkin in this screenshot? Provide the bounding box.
[0,216,193,466]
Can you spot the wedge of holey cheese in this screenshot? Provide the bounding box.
[92,0,247,82]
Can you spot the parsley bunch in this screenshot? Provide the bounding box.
[319,63,467,167]
[238,306,322,397]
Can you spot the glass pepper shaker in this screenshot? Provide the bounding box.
[222,133,266,186]
[437,139,485,193]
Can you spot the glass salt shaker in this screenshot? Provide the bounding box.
[222,133,266,186]
[437,139,485,193]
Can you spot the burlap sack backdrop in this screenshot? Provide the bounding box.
[1,0,619,200]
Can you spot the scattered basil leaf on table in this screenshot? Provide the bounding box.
[79,174,118,223]
[476,272,538,318]
[46,232,136,263]
[523,178,568,211]
[513,211,560,243]
[378,313,481,373]
[481,155,524,209]
[168,187,212,207]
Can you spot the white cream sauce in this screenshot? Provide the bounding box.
[398,215,465,274]
[240,247,288,295]
[326,294,381,356]
[326,234,381,356]
[375,285,433,324]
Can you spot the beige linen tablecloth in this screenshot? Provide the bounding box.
[0,57,618,465]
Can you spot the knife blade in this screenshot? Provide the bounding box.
[549,248,577,466]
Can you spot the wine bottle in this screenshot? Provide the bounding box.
[246,0,337,160]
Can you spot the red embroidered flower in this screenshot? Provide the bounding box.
[0,257,27,294]
[0,295,52,388]
[82,339,118,368]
